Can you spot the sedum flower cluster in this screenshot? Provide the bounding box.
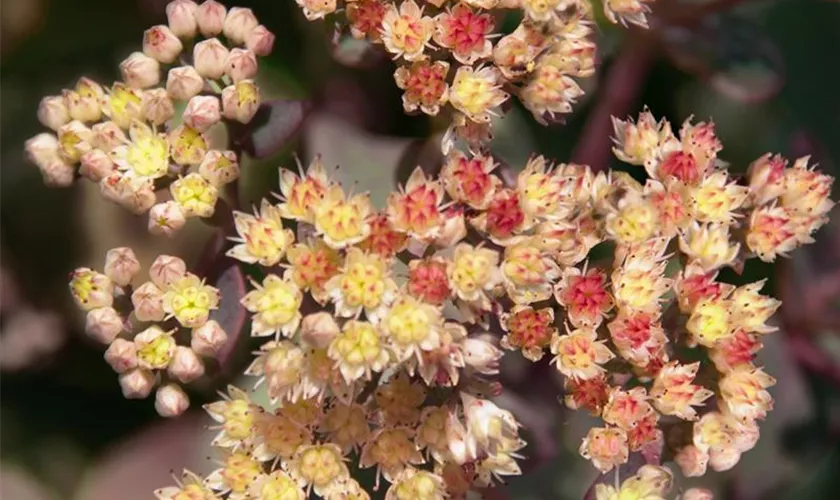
[22,1,838,499]
[69,250,227,416]
[297,0,654,153]
[24,0,274,235]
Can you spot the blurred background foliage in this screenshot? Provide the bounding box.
[2,0,840,498]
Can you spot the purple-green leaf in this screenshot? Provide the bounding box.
[230,99,311,159]
[208,264,247,370]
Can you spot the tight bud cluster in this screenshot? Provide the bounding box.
[69,250,227,417]
[25,0,275,236]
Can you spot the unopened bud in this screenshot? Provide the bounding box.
[143,25,183,64]
[148,201,187,237]
[191,320,228,357]
[674,445,709,477]
[25,133,60,170]
[193,38,229,79]
[120,178,157,214]
[166,65,205,101]
[168,346,205,383]
[183,95,221,132]
[434,208,467,247]
[38,96,70,131]
[80,149,116,181]
[155,383,190,417]
[149,255,187,288]
[142,88,175,126]
[85,306,124,344]
[119,52,161,89]
[104,338,137,373]
[131,281,166,322]
[196,0,227,37]
[223,7,258,45]
[64,78,105,123]
[221,80,260,123]
[224,48,258,83]
[245,25,275,56]
[119,368,156,399]
[104,247,141,287]
[166,0,199,39]
[198,149,239,186]
[39,159,76,187]
[57,120,92,163]
[301,312,340,349]
[90,121,127,152]
[462,335,502,375]
[682,488,713,500]
[709,447,741,472]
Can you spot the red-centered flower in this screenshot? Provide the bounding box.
[433,3,494,64]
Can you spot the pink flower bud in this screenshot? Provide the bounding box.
[141,88,175,125]
[37,96,70,131]
[143,25,183,64]
[148,201,187,237]
[119,52,161,89]
[190,320,227,357]
[682,488,713,500]
[462,335,502,375]
[39,159,76,187]
[168,346,205,383]
[245,25,275,56]
[221,80,260,123]
[674,445,709,477]
[149,255,187,288]
[85,306,124,344]
[196,0,227,37]
[119,368,156,399]
[224,48,258,83]
[131,281,166,322]
[104,338,137,373]
[25,133,60,170]
[193,38,229,79]
[183,95,221,132]
[80,149,116,181]
[301,312,340,349]
[104,247,141,287]
[166,65,205,101]
[155,383,190,417]
[223,7,258,45]
[198,149,239,186]
[90,121,127,152]
[166,0,199,39]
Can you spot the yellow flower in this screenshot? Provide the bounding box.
[686,297,733,348]
[228,199,295,266]
[359,428,424,483]
[285,240,341,304]
[110,121,170,180]
[719,365,776,422]
[730,280,781,334]
[288,444,349,497]
[205,451,262,497]
[382,295,442,363]
[328,320,392,383]
[448,243,500,305]
[650,362,713,421]
[611,254,671,314]
[385,468,446,500]
[605,194,658,245]
[204,386,256,448]
[69,267,114,311]
[326,248,397,322]
[246,340,306,404]
[170,173,219,218]
[242,275,303,338]
[313,184,373,248]
[168,125,208,166]
[163,273,219,328]
[501,240,560,304]
[691,171,748,224]
[679,222,740,272]
[103,83,143,129]
[154,470,217,500]
[550,327,614,380]
[135,326,176,370]
[594,464,672,500]
[247,471,305,500]
[449,65,508,123]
